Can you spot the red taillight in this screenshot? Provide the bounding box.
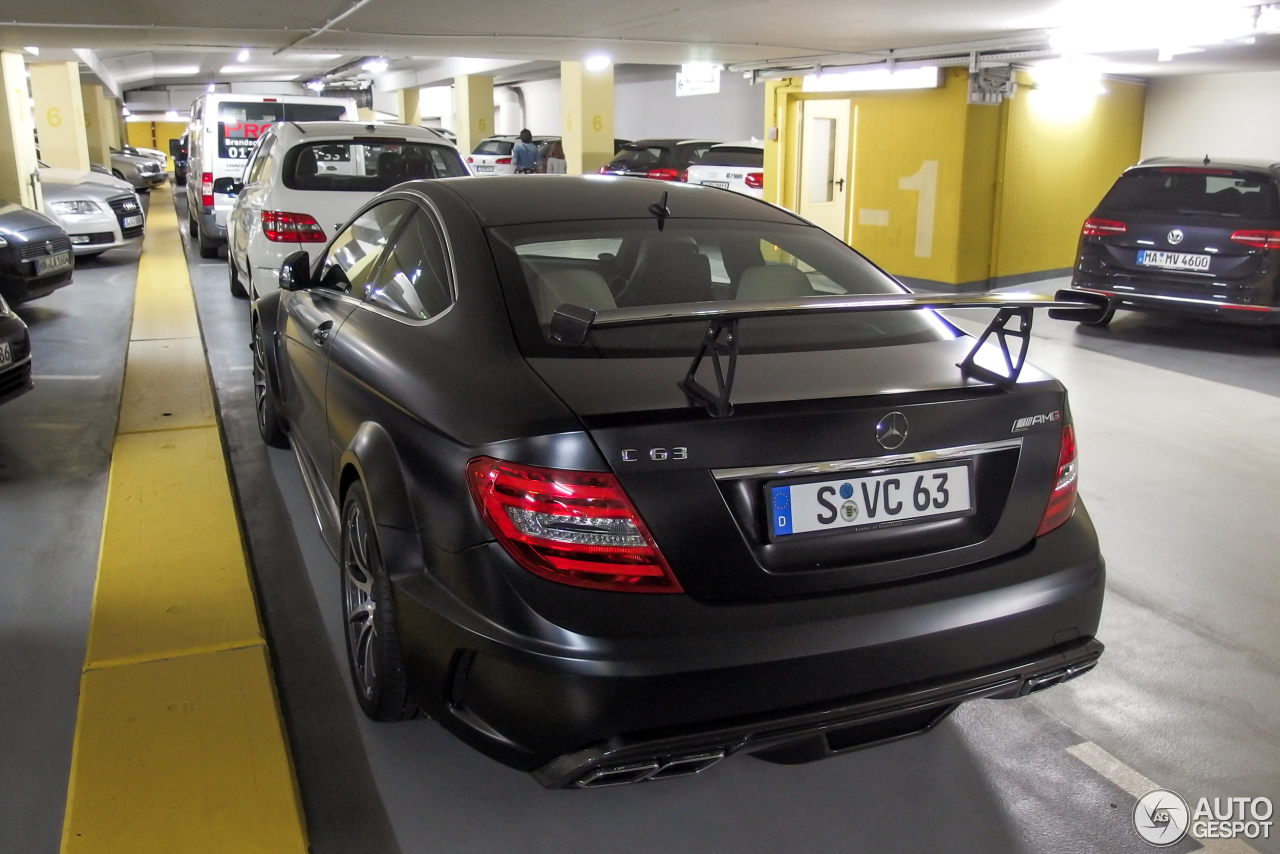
[1082,218,1126,237]
[201,172,213,208]
[466,456,683,593]
[598,166,610,174]
[1160,166,1233,175]
[466,156,474,163]
[495,157,512,165]
[744,172,764,190]
[1230,230,1280,249]
[261,211,327,243]
[1036,424,1078,537]
[646,168,680,181]
[679,169,688,182]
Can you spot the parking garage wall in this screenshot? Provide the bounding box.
[1141,71,1280,162]
[612,66,764,141]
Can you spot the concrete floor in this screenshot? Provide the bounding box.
[3,187,1277,852]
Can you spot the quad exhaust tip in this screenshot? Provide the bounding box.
[1022,659,1098,695]
[575,750,726,788]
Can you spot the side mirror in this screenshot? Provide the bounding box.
[169,139,182,157]
[1048,289,1111,324]
[279,251,312,292]
[229,181,245,195]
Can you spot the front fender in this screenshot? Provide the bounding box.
[340,422,416,533]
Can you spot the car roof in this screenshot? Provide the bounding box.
[1133,156,1280,174]
[421,174,804,228]
[709,140,765,150]
[624,139,718,148]
[273,121,456,147]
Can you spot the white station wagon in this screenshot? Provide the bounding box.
[227,121,469,299]
[683,140,765,199]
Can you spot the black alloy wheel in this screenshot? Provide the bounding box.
[252,322,288,448]
[340,482,415,722]
[229,257,247,299]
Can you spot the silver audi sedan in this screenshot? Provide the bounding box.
[39,167,145,259]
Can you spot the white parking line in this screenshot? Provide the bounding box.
[32,375,102,380]
[227,365,253,371]
[1067,741,1261,853]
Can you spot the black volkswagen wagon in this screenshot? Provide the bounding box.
[252,176,1106,788]
[1069,157,1280,343]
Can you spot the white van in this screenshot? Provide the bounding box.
[184,93,357,257]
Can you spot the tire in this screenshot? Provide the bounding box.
[188,212,197,238]
[340,481,415,722]
[111,169,125,181]
[229,257,248,299]
[197,218,219,259]
[1079,306,1116,328]
[252,321,289,449]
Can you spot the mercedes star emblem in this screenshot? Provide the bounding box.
[876,412,908,450]
[1167,228,1184,245]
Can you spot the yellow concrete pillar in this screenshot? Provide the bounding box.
[110,100,124,150]
[0,51,40,209]
[30,61,90,171]
[454,75,493,158]
[396,88,420,125]
[561,61,614,175]
[357,106,376,121]
[82,83,114,168]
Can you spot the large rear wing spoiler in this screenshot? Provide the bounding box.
[550,289,1110,417]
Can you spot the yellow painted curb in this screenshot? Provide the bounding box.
[61,199,308,853]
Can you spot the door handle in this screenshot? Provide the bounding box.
[835,178,846,192]
[312,321,334,346]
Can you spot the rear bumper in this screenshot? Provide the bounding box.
[199,210,228,243]
[1071,284,1280,324]
[389,503,1106,783]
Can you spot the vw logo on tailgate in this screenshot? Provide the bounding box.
[1167,228,1184,245]
[875,412,909,450]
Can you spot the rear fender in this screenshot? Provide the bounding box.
[340,424,421,582]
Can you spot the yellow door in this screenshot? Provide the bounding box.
[798,99,850,239]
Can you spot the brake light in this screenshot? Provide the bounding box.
[1160,166,1233,175]
[201,172,213,208]
[466,156,474,163]
[1036,423,1078,537]
[466,456,683,593]
[598,166,610,174]
[744,172,764,190]
[679,169,688,182]
[1230,230,1280,249]
[261,211,327,243]
[646,168,680,181]
[495,157,512,165]
[1082,218,1126,236]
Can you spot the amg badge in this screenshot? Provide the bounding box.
[1012,410,1061,432]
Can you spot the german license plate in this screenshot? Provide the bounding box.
[702,181,730,189]
[768,463,974,537]
[123,215,143,228]
[35,251,70,275]
[0,342,11,367]
[1136,250,1211,271]
[476,165,494,172]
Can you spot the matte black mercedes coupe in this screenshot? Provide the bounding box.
[251,176,1107,788]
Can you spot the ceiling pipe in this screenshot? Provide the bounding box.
[276,0,377,54]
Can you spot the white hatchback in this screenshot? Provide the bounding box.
[466,136,518,176]
[683,141,765,199]
[227,122,469,299]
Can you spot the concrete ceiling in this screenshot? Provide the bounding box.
[5,0,1280,93]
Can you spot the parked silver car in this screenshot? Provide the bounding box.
[110,148,167,192]
[39,167,145,258]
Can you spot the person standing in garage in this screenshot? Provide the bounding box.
[513,129,539,174]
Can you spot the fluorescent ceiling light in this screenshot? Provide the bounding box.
[121,106,131,116]
[237,48,249,62]
[1030,57,1106,95]
[23,46,38,56]
[207,83,216,92]
[1050,0,1256,56]
[584,54,611,71]
[802,65,940,93]
[361,58,388,73]
[165,110,181,120]
[219,65,293,74]
[305,80,325,92]
[300,53,342,61]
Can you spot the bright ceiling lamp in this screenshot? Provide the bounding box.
[361,57,388,73]
[1028,57,1106,119]
[802,65,940,93]
[1049,0,1257,57]
[23,46,38,56]
[238,48,249,62]
[584,54,611,71]
[305,80,325,92]
[165,110,181,120]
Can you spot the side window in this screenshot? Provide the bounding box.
[315,200,415,295]
[245,136,275,184]
[362,211,454,320]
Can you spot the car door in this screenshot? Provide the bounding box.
[232,133,275,281]
[282,199,416,489]
[325,205,456,467]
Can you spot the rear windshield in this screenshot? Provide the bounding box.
[282,141,467,191]
[474,139,514,155]
[692,147,764,168]
[216,101,348,160]
[489,219,955,358]
[611,145,672,170]
[1101,168,1280,219]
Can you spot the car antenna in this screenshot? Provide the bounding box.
[649,191,670,231]
[1204,154,1211,166]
